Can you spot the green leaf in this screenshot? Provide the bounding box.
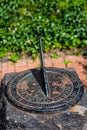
[50,53,58,59]
[63,60,72,67]
[9,53,20,63]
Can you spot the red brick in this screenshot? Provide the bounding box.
[66,56,87,83]
[45,58,52,67]
[65,55,84,62]
[27,58,40,69]
[0,72,2,81]
[51,58,65,68]
[15,66,28,72]
[2,61,15,75]
[15,59,28,68]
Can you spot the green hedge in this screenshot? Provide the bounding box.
[0,0,87,61]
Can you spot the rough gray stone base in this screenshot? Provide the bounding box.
[0,73,87,130]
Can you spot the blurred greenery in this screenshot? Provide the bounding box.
[63,59,72,67]
[0,0,87,61]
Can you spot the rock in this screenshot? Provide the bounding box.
[0,71,87,130]
[69,105,87,116]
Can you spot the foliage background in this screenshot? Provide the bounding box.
[0,0,87,61]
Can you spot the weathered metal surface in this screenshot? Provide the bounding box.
[4,68,84,113]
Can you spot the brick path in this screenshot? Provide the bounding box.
[0,55,87,90]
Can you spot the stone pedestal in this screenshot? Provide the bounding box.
[0,72,87,130]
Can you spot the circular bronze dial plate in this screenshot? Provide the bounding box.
[5,68,84,113]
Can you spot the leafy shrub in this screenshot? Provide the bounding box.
[0,0,87,61]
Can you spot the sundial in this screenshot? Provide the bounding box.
[4,38,84,113]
